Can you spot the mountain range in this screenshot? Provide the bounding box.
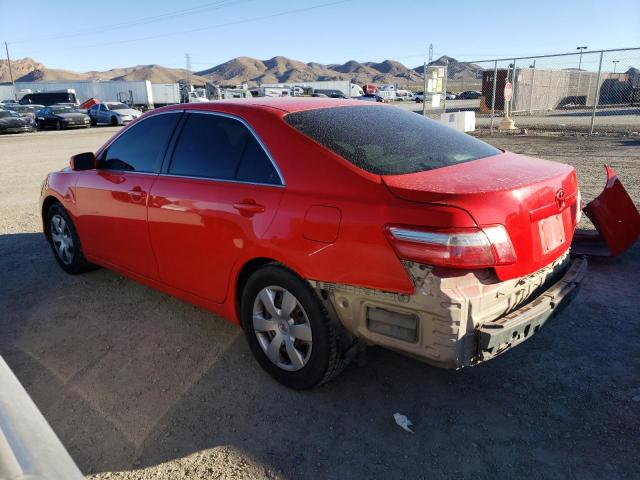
[0,56,484,87]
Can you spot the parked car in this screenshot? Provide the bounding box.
[8,104,44,119]
[445,91,457,100]
[19,90,78,106]
[314,89,348,99]
[355,94,383,102]
[35,105,90,130]
[395,91,415,101]
[53,102,88,114]
[39,99,635,390]
[456,90,482,99]
[88,102,143,126]
[414,91,425,103]
[0,110,35,133]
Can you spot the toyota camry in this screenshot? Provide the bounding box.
[39,99,638,389]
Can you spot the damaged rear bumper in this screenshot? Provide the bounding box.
[311,253,587,369]
[477,255,587,362]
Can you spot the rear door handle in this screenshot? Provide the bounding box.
[233,201,265,215]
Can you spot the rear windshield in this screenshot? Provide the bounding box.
[284,105,500,175]
[108,103,129,110]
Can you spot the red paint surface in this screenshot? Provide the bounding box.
[41,99,582,324]
[582,165,640,256]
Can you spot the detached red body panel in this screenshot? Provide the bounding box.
[575,165,640,256]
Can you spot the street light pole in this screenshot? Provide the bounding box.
[612,60,619,74]
[576,46,588,70]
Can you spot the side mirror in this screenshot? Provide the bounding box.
[70,152,97,171]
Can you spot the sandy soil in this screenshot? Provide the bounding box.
[0,127,638,479]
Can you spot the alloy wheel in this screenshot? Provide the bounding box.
[50,214,74,265]
[252,286,313,371]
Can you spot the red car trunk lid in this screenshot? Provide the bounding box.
[382,152,580,280]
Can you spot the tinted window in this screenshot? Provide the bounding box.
[236,135,280,184]
[169,113,279,184]
[102,113,180,172]
[284,105,501,175]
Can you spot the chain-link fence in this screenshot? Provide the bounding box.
[408,48,639,134]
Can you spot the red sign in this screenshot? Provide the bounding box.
[504,82,513,101]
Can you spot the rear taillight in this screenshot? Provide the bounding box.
[385,225,516,268]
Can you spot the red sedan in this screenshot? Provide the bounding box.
[40,99,594,389]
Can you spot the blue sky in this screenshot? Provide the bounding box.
[2,0,639,72]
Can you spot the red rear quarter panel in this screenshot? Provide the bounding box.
[212,104,477,299]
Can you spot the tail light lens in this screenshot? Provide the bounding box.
[385,225,516,268]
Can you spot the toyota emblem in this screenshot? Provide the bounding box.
[555,189,566,209]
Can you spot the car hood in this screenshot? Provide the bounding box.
[0,117,29,126]
[112,108,140,116]
[56,112,88,120]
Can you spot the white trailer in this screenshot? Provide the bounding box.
[252,86,292,97]
[10,80,180,108]
[150,83,181,106]
[377,84,397,101]
[260,80,363,98]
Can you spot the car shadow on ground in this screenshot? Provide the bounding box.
[1,232,638,479]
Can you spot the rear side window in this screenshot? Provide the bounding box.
[102,113,180,172]
[284,105,501,175]
[169,112,280,185]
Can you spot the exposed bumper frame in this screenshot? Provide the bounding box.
[476,255,587,362]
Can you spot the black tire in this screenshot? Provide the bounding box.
[90,116,97,126]
[55,120,62,130]
[110,116,118,126]
[241,264,347,389]
[46,203,96,274]
[36,120,42,129]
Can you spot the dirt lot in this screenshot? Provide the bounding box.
[0,127,639,479]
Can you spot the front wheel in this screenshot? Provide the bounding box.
[241,264,347,389]
[47,203,96,274]
[110,116,118,126]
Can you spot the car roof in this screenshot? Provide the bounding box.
[165,98,369,114]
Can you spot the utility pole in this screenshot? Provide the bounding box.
[185,53,192,91]
[428,43,433,63]
[612,60,619,74]
[4,42,16,99]
[422,61,427,117]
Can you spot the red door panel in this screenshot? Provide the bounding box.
[75,171,159,279]
[147,177,283,303]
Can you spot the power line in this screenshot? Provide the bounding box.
[15,0,353,56]
[9,0,252,44]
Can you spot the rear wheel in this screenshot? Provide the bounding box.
[241,264,347,389]
[47,203,95,274]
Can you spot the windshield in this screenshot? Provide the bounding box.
[0,111,20,118]
[284,105,501,175]
[51,106,75,114]
[108,103,129,110]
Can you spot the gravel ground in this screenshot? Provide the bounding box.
[0,127,638,480]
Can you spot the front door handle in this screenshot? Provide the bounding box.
[128,187,146,202]
[233,201,265,216]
